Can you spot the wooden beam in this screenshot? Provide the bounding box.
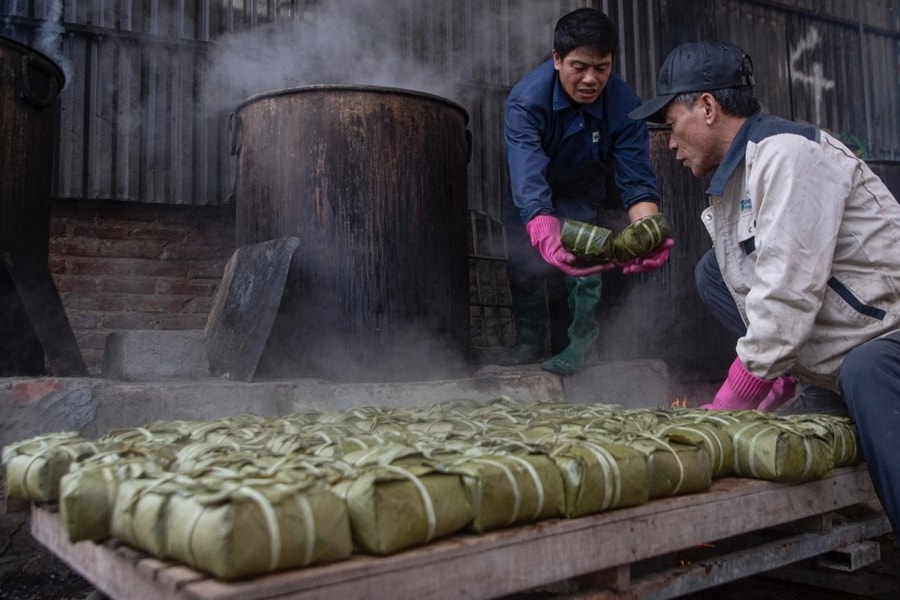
[2,254,88,376]
[573,511,891,599]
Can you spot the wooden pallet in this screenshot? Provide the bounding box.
[30,465,890,600]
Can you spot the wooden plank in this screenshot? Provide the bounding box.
[572,511,892,599]
[30,465,883,600]
[29,504,207,600]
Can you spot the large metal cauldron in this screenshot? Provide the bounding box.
[0,35,65,375]
[232,85,470,383]
[0,35,63,261]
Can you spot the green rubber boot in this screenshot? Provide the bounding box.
[497,291,547,365]
[541,274,602,375]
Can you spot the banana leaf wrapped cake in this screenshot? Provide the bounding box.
[3,433,105,502]
[561,219,615,262]
[548,438,649,518]
[612,213,673,261]
[60,451,167,542]
[163,472,352,580]
[1,398,865,582]
[332,442,473,555]
[560,213,673,264]
[726,418,835,481]
[436,449,565,533]
[655,418,736,478]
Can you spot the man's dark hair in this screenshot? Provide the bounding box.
[673,87,761,118]
[553,8,618,59]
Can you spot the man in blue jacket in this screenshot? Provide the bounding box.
[502,8,671,374]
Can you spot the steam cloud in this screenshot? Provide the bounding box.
[0,1,575,382]
[202,0,506,114]
[206,1,489,382]
[5,0,74,88]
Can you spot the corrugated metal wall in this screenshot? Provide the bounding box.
[658,0,900,159]
[0,0,661,209]
[2,1,220,204]
[3,0,897,359]
[4,1,894,207]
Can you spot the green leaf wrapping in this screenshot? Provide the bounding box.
[637,439,713,499]
[112,477,181,558]
[550,440,649,518]
[560,219,615,263]
[2,399,859,582]
[780,415,861,468]
[97,427,188,453]
[2,433,103,502]
[164,477,352,580]
[333,465,473,555]
[656,422,735,478]
[826,420,861,468]
[268,430,400,458]
[438,452,564,533]
[727,420,835,481]
[612,213,673,261]
[60,453,165,542]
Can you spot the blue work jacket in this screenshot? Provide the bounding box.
[505,59,659,225]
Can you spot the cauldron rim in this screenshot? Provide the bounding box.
[0,34,66,89]
[235,83,469,124]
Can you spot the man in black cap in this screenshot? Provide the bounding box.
[630,40,900,544]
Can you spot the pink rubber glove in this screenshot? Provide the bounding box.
[526,215,615,277]
[702,357,774,410]
[757,374,798,411]
[619,238,675,275]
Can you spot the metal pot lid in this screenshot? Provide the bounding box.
[235,83,468,124]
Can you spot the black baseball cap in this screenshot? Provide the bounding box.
[629,40,755,123]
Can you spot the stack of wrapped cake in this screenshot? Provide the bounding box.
[2,399,861,581]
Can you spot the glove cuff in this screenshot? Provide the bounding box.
[727,357,774,403]
[525,215,559,246]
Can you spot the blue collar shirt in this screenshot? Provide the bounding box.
[505,59,659,225]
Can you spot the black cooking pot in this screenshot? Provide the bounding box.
[0,35,66,376]
[231,85,472,383]
[0,35,65,261]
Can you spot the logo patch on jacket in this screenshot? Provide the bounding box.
[739,197,753,212]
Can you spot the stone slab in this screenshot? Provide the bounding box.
[101,330,210,381]
[0,369,570,451]
[205,237,301,381]
[5,359,668,452]
[562,359,670,408]
[476,359,670,409]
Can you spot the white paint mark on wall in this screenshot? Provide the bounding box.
[789,27,835,126]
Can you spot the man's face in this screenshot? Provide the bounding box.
[553,47,613,105]
[664,98,721,178]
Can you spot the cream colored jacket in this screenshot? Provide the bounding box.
[701,114,900,391]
